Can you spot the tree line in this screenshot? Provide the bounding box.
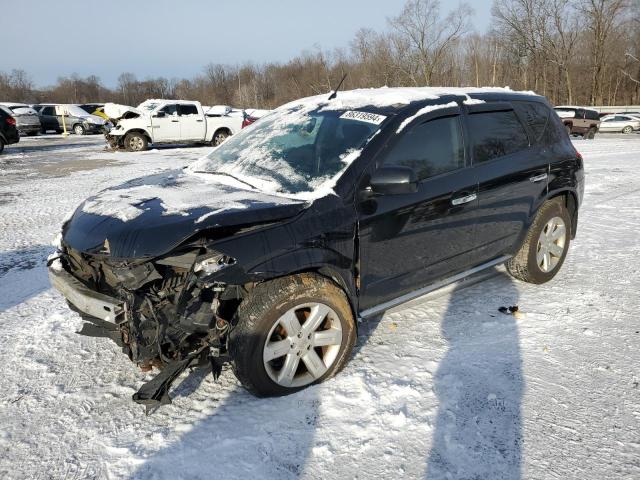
[2,0,638,109]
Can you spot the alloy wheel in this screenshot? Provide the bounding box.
[536,216,567,273]
[263,302,343,388]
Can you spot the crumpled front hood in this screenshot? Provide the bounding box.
[62,170,308,259]
[103,103,145,120]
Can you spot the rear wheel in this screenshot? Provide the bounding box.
[211,129,230,147]
[583,127,596,139]
[622,125,633,134]
[507,198,571,284]
[0,138,5,154]
[230,273,356,397]
[565,124,572,136]
[124,132,148,152]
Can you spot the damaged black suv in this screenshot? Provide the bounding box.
[49,88,583,407]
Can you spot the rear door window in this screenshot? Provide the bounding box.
[383,115,465,180]
[42,106,56,116]
[179,104,199,116]
[467,110,529,163]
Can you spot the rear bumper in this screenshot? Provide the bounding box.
[48,264,123,322]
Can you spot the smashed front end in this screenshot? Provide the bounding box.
[48,241,243,410]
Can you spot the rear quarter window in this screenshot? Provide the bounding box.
[512,101,550,144]
[467,110,529,163]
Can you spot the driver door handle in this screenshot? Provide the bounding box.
[451,193,477,206]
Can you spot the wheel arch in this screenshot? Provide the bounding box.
[124,128,152,143]
[547,190,578,239]
[210,126,232,142]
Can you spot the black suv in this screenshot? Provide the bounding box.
[0,105,20,153]
[48,88,584,407]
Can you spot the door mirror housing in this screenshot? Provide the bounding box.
[369,166,418,195]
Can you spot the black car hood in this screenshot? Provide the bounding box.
[62,170,308,259]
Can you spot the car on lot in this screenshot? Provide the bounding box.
[598,114,640,133]
[554,106,600,138]
[48,87,583,407]
[33,104,109,135]
[0,105,20,153]
[0,103,42,136]
[104,100,244,151]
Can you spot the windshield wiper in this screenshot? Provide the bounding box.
[191,170,258,190]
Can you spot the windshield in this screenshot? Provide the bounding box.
[138,101,162,112]
[189,106,385,196]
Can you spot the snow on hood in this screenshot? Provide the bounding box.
[103,103,143,120]
[10,107,39,116]
[81,170,303,223]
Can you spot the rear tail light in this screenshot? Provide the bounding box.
[6,116,16,126]
[575,150,582,160]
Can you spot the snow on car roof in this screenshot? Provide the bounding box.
[280,86,536,112]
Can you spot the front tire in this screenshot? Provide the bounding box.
[124,132,148,152]
[73,124,86,135]
[622,126,633,134]
[230,273,356,397]
[583,127,596,139]
[507,197,571,284]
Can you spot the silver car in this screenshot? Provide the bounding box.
[598,114,640,134]
[0,102,42,136]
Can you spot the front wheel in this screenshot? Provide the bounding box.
[230,273,356,397]
[622,126,633,134]
[124,132,148,152]
[506,197,571,284]
[583,127,596,139]
[73,124,86,135]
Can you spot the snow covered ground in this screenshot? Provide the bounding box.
[0,134,639,479]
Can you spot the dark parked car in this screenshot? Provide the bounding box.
[0,103,41,136]
[33,104,108,135]
[48,88,584,407]
[0,105,20,153]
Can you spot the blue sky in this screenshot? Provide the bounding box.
[3,0,493,88]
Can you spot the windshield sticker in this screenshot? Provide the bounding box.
[340,110,387,125]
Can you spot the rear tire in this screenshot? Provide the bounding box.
[211,129,230,147]
[565,124,572,136]
[124,132,148,152]
[583,127,596,139]
[506,197,571,284]
[230,273,356,397]
[0,138,5,154]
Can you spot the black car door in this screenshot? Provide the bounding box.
[40,106,58,131]
[465,102,550,263]
[358,107,479,311]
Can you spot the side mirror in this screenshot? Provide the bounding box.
[369,166,418,195]
[154,111,166,118]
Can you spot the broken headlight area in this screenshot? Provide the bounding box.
[57,245,244,411]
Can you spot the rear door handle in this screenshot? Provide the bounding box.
[530,173,548,183]
[196,119,204,122]
[451,193,477,206]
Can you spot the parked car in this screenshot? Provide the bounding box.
[598,114,640,134]
[0,105,20,153]
[48,87,583,407]
[554,106,600,138]
[104,100,244,151]
[33,104,109,135]
[0,103,41,136]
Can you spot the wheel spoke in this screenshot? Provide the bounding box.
[279,310,302,338]
[536,245,546,265]
[263,339,291,362]
[302,303,330,334]
[544,252,551,270]
[311,329,342,347]
[551,224,566,241]
[549,243,564,257]
[301,349,327,379]
[277,354,300,386]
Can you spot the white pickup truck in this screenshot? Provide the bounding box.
[104,99,244,151]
